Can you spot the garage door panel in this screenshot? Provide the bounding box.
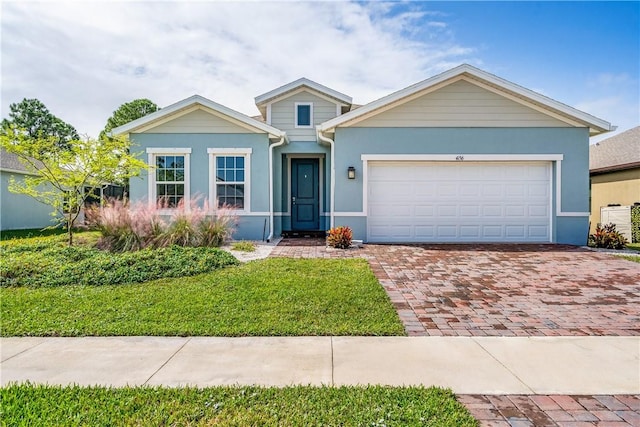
[529,205,548,217]
[438,205,458,217]
[367,161,551,243]
[505,205,526,217]
[460,205,480,217]
[460,225,481,238]
[415,205,435,217]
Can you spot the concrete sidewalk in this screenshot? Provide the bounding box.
[1,336,638,394]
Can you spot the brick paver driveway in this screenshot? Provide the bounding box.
[273,242,640,337]
[361,244,640,337]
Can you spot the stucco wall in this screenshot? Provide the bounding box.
[332,127,590,245]
[589,168,640,232]
[1,171,55,230]
[129,133,271,240]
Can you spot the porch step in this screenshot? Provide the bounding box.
[281,230,326,238]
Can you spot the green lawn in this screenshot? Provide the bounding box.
[626,243,640,252]
[0,384,477,426]
[1,257,404,336]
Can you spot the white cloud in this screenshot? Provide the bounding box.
[1,1,478,137]
[577,72,639,143]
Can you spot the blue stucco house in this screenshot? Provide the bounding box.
[113,64,613,245]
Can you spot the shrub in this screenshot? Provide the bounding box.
[326,226,353,249]
[631,205,640,244]
[589,223,628,249]
[0,244,239,288]
[89,197,236,252]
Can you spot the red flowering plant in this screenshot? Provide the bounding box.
[326,226,353,249]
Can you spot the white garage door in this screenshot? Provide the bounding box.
[367,161,551,243]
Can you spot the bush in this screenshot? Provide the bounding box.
[589,223,628,249]
[631,205,640,244]
[88,197,237,252]
[326,226,353,249]
[0,243,239,287]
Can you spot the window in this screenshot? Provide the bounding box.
[147,148,191,209]
[295,102,313,128]
[208,148,251,211]
[155,155,185,207]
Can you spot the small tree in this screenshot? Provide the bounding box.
[0,127,146,245]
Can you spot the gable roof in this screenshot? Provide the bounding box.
[317,64,613,136]
[111,95,286,139]
[590,126,640,174]
[254,78,352,115]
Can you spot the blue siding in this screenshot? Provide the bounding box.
[1,171,55,230]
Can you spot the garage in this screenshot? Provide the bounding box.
[367,161,551,243]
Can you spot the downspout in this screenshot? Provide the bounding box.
[317,128,335,229]
[267,134,287,242]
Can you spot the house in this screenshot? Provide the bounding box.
[589,126,640,232]
[113,64,613,245]
[0,148,54,230]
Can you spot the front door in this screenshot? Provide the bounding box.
[291,158,320,230]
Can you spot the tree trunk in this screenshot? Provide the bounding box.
[67,213,73,246]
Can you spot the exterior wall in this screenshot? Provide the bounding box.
[143,108,253,134]
[353,79,571,128]
[589,168,640,232]
[129,133,270,240]
[272,140,331,236]
[270,91,341,141]
[332,127,590,245]
[1,171,54,230]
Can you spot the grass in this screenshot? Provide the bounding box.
[626,243,640,252]
[0,384,477,426]
[231,240,257,252]
[1,257,405,336]
[0,227,70,240]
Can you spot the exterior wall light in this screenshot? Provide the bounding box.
[347,166,356,179]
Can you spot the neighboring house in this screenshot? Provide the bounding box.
[0,148,54,230]
[113,64,613,245]
[589,126,640,232]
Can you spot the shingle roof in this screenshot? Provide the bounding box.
[590,126,640,173]
[1,149,29,173]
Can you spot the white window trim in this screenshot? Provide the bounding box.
[146,148,191,211]
[294,102,313,128]
[208,148,252,213]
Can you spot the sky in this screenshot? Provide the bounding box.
[2,1,638,143]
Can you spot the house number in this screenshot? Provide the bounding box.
[455,155,464,161]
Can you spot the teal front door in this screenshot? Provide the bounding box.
[291,158,320,230]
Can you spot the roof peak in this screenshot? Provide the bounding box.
[255,77,352,106]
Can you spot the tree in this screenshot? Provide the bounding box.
[101,99,159,139]
[1,98,79,149]
[1,127,147,245]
